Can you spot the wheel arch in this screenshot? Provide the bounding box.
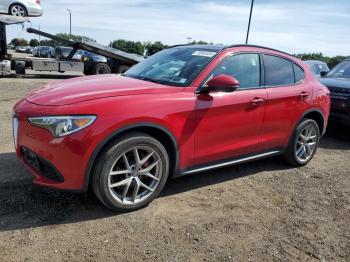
[83,123,179,192]
[8,2,27,13]
[302,109,326,135]
[287,108,326,147]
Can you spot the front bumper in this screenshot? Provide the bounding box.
[330,98,350,123]
[13,100,96,191]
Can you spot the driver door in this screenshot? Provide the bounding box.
[194,53,267,165]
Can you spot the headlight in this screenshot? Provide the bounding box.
[28,115,96,138]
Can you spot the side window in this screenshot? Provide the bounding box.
[293,63,305,83]
[263,55,294,86]
[212,53,260,89]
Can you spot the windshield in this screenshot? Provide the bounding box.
[124,48,218,86]
[327,60,350,78]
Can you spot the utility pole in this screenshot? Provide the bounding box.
[67,9,72,38]
[246,0,255,44]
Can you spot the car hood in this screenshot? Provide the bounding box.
[25,74,183,106]
[320,77,350,89]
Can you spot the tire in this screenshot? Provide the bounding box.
[92,132,169,211]
[116,65,130,74]
[284,118,320,166]
[92,63,111,75]
[9,4,28,17]
[15,61,25,75]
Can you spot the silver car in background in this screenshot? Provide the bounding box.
[305,60,330,78]
[0,0,43,17]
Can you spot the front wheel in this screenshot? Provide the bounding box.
[284,119,320,166]
[92,133,169,211]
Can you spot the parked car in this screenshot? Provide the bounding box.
[55,47,87,61]
[33,46,55,58]
[0,0,42,17]
[13,45,330,211]
[32,46,39,56]
[320,59,350,123]
[25,46,34,54]
[15,45,29,53]
[305,60,330,78]
[80,50,108,63]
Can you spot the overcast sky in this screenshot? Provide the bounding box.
[6,0,350,56]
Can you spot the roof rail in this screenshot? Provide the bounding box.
[225,44,295,57]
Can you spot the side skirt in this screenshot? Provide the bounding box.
[174,149,284,178]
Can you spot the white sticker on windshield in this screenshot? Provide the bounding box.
[192,51,216,57]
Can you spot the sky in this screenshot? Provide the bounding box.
[6,0,350,56]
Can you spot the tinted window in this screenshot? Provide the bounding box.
[293,63,305,83]
[264,55,294,86]
[212,53,260,89]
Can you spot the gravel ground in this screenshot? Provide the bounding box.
[0,75,349,262]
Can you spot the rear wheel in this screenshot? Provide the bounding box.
[92,133,169,211]
[9,4,27,17]
[92,63,111,75]
[284,119,320,166]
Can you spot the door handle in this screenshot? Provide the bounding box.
[250,97,265,105]
[299,91,310,99]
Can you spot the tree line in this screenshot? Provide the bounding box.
[9,35,349,68]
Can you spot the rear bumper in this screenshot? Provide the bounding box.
[27,6,43,17]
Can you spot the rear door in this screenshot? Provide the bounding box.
[194,53,267,165]
[260,54,311,150]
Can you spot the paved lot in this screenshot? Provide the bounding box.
[0,75,349,261]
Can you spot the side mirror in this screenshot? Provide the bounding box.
[204,74,239,93]
[320,71,328,77]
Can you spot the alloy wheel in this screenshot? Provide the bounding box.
[108,146,162,205]
[295,124,318,163]
[10,5,26,17]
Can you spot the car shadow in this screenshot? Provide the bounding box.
[1,122,348,232]
[319,121,350,150]
[0,151,291,232]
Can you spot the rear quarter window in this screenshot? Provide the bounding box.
[263,54,294,86]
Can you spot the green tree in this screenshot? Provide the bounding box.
[295,52,350,69]
[55,33,95,42]
[10,38,28,46]
[144,41,168,56]
[29,39,39,47]
[110,39,144,55]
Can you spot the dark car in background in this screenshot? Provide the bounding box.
[320,59,350,124]
[33,46,55,58]
[305,60,330,78]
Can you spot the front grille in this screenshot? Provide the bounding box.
[327,86,350,96]
[22,147,64,183]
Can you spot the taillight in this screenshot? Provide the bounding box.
[36,0,41,5]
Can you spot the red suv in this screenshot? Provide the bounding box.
[13,45,330,211]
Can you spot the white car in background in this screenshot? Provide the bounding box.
[0,0,43,17]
